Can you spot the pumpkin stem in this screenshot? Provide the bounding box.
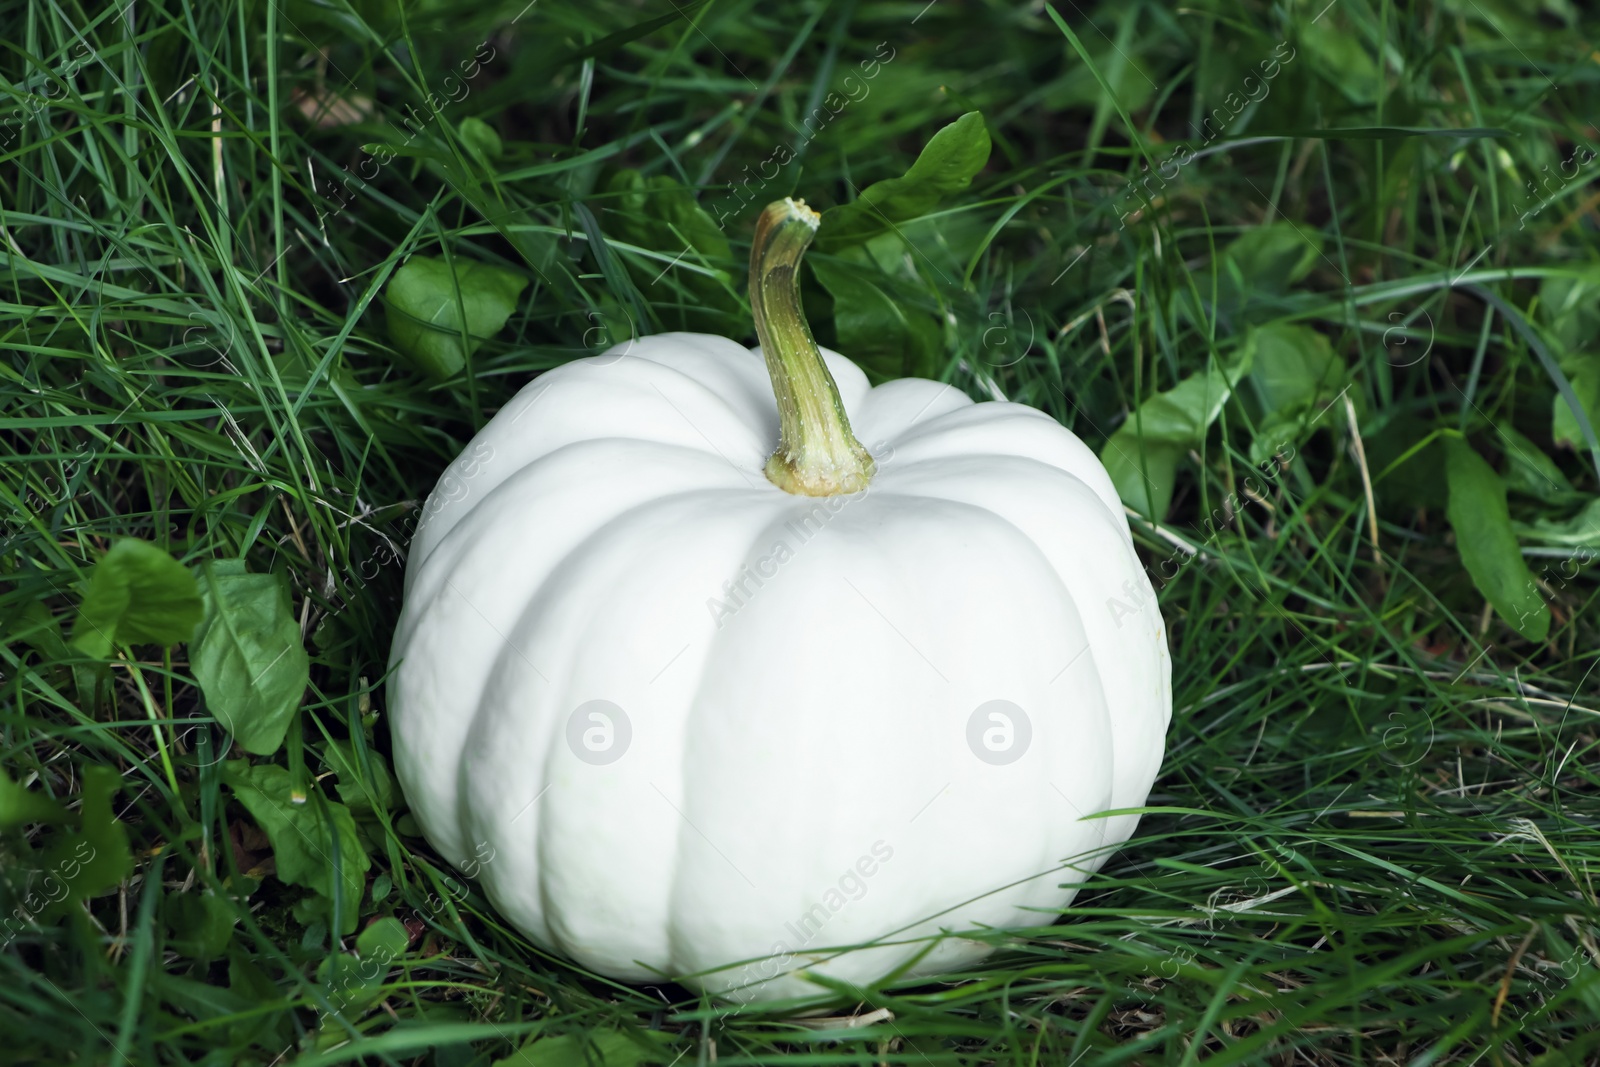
[750,198,875,496]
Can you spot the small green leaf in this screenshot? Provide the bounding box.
[1299,18,1380,105]
[458,117,502,164]
[1141,374,1233,442]
[6,602,101,712]
[1040,32,1158,114]
[1101,442,1182,522]
[71,539,203,658]
[1443,437,1550,641]
[1247,324,1346,410]
[1537,272,1600,366]
[604,170,737,332]
[1498,423,1571,497]
[0,771,68,830]
[1101,351,1252,519]
[1367,415,1448,513]
[222,761,369,934]
[818,112,991,250]
[1224,223,1323,299]
[809,256,942,380]
[191,561,309,756]
[607,170,731,265]
[9,601,69,659]
[1178,223,1325,330]
[155,972,254,1030]
[316,951,387,1020]
[1552,364,1600,453]
[357,916,410,960]
[36,765,134,920]
[227,948,291,1047]
[315,916,410,1023]
[1520,497,1600,547]
[495,1031,670,1067]
[164,891,239,961]
[384,255,528,380]
[1244,323,1353,463]
[1126,358,1250,445]
[322,738,395,814]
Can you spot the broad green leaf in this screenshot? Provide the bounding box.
[5,602,100,709]
[1225,224,1323,294]
[1247,322,1348,410]
[156,972,254,1028]
[809,256,941,380]
[1366,414,1448,512]
[495,1031,669,1067]
[1101,442,1182,522]
[36,765,134,920]
[458,117,502,164]
[357,916,410,960]
[315,951,385,1020]
[384,256,528,380]
[315,917,409,1022]
[1244,323,1354,463]
[191,561,309,756]
[1101,350,1252,519]
[322,739,396,814]
[818,111,991,250]
[604,170,737,332]
[227,949,292,1047]
[1552,365,1600,453]
[1443,437,1550,641]
[8,600,67,659]
[1537,272,1600,368]
[222,761,369,934]
[1040,34,1157,114]
[1498,423,1572,496]
[1519,497,1600,547]
[607,171,731,265]
[71,539,203,658]
[1300,19,1380,105]
[164,891,239,961]
[1181,223,1324,329]
[1218,223,1324,311]
[0,770,68,830]
[1126,356,1251,444]
[899,210,995,280]
[1132,375,1229,441]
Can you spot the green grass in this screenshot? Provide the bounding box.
[3,0,1600,1063]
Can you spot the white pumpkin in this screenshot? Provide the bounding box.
[388,199,1170,1003]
